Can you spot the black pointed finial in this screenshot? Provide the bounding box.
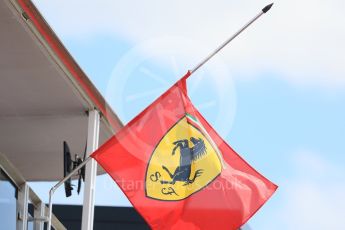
[262,3,274,13]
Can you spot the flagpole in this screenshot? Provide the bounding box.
[189,3,273,75]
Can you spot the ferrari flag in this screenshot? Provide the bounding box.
[91,72,277,229]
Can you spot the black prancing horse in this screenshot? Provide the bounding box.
[161,137,207,186]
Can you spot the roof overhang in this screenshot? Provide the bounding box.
[0,0,123,181]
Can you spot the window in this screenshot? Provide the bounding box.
[0,169,17,230]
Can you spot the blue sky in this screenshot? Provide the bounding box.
[29,1,345,229]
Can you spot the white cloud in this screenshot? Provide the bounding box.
[32,0,345,88]
[280,151,345,230]
[284,182,345,229]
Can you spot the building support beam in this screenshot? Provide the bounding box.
[33,202,45,230]
[81,110,100,230]
[17,183,29,230]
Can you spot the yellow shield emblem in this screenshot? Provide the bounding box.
[145,115,222,201]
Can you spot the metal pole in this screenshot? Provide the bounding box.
[33,201,45,230]
[81,110,100,230]
[190,3,273,74]
[47,157,92,229]
[17,183,29,230]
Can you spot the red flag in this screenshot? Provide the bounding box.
[91,72,277,230]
